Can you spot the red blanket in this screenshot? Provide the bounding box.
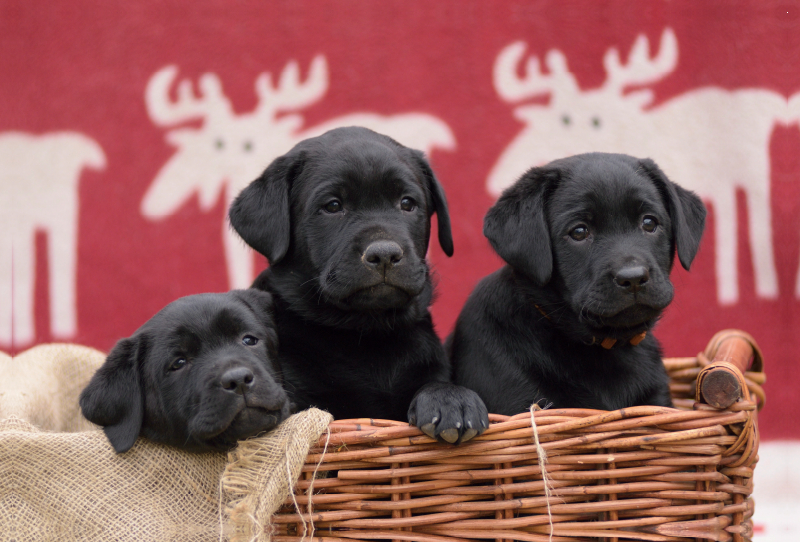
[2,1,798,441]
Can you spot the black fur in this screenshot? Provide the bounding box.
[229,127,487,444]
[449,153,706,414]
[79,290,290,453]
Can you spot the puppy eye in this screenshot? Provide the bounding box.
[591,116,601,128]
[561,114,571,126]
[169,358,187,371]
[642,216,658,233]
[400,197,417,212]
[324,200,342,213]
[242,335,259,346]
[323,200,342,214]
[569,225,589,241]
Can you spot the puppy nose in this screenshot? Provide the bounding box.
[363,241,403,272]
[615,266,650,293]
[221,367,254,394]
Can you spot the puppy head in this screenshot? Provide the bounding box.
[485,153,706,335]
[79,289,290,453]
[229,127,453,326]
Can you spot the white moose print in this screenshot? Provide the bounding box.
[489,29,792,305]
[0,132,106,347]
[144,57,456,289]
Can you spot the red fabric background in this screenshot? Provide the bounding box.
[3,1,799,438]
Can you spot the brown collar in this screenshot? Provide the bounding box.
[534,305,647,349]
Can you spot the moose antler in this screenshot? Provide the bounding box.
[493,42,579,103]
[254,56,328,119]
[602,29,678,94]
[146,66,234,126]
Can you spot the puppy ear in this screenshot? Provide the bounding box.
[79,337,145,453]
[228,152,305,264]
[639,159,707,270]
[484,167,558,285]
[411,151,453,257]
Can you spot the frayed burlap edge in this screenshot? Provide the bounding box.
[222,408,333,542]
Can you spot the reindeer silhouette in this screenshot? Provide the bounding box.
[1,132,106,347]
[143,57,455,289]
[489,29,792,305]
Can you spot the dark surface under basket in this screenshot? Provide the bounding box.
[272,330,764,542]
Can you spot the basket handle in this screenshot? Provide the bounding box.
[696,329,762,409]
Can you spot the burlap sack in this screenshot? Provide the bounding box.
[0,344,103,432]
[0,344,333,542]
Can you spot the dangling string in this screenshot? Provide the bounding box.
[304,428,331,541]
[530,403,553,542]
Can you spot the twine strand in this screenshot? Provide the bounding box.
[305,427,331,541]
[530,403,553,542]
[218,477,225,542]
[287,457,307,540]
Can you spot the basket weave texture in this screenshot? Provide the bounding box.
[272,330,765,542]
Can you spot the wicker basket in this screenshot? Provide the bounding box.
[272,330,765,542]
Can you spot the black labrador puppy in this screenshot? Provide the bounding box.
[449,153,706,414]
[229,126,487,444]
[80,290,290,453]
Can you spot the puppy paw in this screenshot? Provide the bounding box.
[407,382,489,444]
